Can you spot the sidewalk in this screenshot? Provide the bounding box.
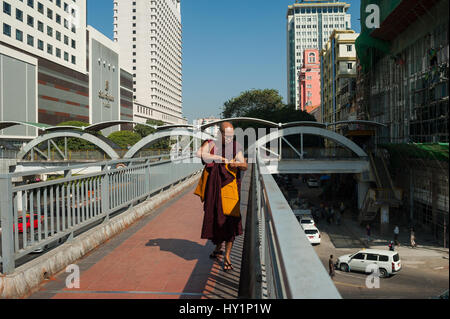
[28,187,243,299]
[342,214,449,256]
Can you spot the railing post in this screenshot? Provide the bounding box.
[145,159,151,195]
[101,166,110,222]
[0,175,15,274]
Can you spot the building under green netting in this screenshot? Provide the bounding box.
[381,143,449,163]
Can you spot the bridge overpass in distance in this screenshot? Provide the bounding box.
[0,118,388,299]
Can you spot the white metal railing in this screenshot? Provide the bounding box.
[0,154,202,274]
[248,151,341,299]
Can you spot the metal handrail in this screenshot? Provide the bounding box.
[251,151,341,299]
[0,154,203,274]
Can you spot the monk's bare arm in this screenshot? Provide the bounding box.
[229,151,248,171]
[196,141,226,163]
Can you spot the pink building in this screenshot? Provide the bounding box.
[299,49,321,117]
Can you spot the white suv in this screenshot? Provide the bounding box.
[336,249,401,278]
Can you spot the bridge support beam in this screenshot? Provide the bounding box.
[380,205,390,236]
[357,181,370,211]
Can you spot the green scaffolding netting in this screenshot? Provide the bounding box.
[356,0,403,72]
[380,143,449,168]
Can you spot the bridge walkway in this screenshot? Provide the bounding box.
[28,182,247,299]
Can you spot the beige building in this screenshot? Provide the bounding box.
[320,29,358,126]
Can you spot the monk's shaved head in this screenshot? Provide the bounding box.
[220,121,234,132]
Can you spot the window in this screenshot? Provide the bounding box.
[38,21,44,32]
[64,51,69,61]
[352,253,365,260]
[56,31,61,40]
[27,0,34,8]
[16,29,23,42]
[56,14,61,24]
[56,47,61,57]
[27,34,34,46]
[37,2,43,14]
[27,15,34,27]
[16,8,23,21]
[366,254,378,261]
[347,63,353,70]
[71,39,75,49]
[393,254,400,262]
[378,255,389,262]
[47,26,53,36]
[47,8,53,19]
[2,23,11,37]
[3,1,11,15]
[47,43,53,54]
[347,45,352,52]
[71,55,76,64]
[37,39,44,50]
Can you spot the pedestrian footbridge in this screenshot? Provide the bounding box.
[0,118,385,299]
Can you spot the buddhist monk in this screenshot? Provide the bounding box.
[196,122,247,271]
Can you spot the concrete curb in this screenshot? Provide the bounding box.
[0,172,201,299]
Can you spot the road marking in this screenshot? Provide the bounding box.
[337,272,365,280]
[434,266,445,270]
[334,281,366,289]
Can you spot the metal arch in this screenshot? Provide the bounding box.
[199,117,280,130]
[124,128,214,159]
[0,121,52,131]
[252,126,368,158]
[16,130,120,160]
[329,120,388,127]
[281,121,327,129]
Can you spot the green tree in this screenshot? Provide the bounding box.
[107,131,142,149]
[222,89,284,118]
[221,90,323,148]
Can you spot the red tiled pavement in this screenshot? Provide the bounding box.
[34,190,227,299]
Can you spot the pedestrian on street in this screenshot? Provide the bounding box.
[335,207,341,226]
[340,201,345,217]
[410,228,417,248]
[195,122,247,272]
[320,203,325,220]
[330,206,335,224]
[366,224,371,243]
[394,225,400,246]
[329,255,335,278]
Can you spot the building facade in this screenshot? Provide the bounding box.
[0,0,133,142]
[287,0,351,109]
[320,29,358,126]
[113,0,184,125]
[355,0,449,242]
[356,0,449,144]
[299,49,321,114]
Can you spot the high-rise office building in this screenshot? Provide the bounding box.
[287,0,351,109]
[113,0,184,125]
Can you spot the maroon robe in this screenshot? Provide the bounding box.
[200,140,244,245]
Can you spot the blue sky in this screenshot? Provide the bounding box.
[87,0,361,122]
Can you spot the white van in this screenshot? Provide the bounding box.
[336,249,401,278]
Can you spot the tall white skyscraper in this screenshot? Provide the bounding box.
[287,0,351,109]
[113,0,184,124]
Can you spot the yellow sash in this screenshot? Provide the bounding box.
[194,164,240,218]
[221,164,241,218]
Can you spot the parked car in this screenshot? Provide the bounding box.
[336,249,402,278]
[301,224,321,245]
[298,216,315,227]
[307,178,319,188]
[14,214,44,233]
